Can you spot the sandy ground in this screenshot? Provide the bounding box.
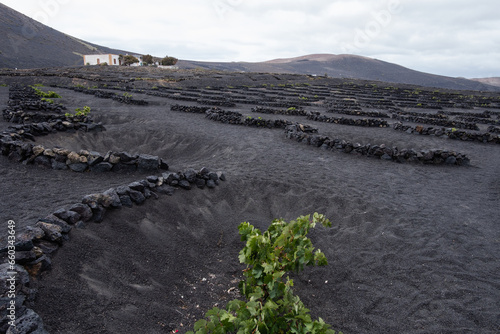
[0,72,499,334]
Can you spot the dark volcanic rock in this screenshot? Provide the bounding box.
[39,215,72,233]
[117,151,137,163]
[68,163,88,173]
[206,179,217,189]
[157,185,175,196]
[87,151,104,166]
[33,156,51,168]
[128,181,145,192]
[137,154,159,171]
[7,308,49,334]
[35,222,63,244]
[178,180,191,190]
[112,162,137,173]
[103,188,122,208]
[92,206,106,223]
[90,162,113,172]
[119,195,133,208]
[51,160,68,170]
[116,186,131,196]
[195,178,206,189]
[52,209,80,225]
[129,190,146,204]
[69,204,93,222]
[184,168,197,183]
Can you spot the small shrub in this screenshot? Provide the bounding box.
[66,106,91,118]
[31,86,61,98]
[75,106,91,117]
[41,98,54,104]
[160,56,178,66]
[187,213,340,334]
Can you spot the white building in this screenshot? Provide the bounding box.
[83,54,121,66]
[129,55,143,67]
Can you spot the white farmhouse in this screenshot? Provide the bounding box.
[129,55,144,66]
[83,54,121,66]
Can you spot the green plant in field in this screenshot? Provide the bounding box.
[41,98,54,104]
[187,213,340,334]
[31,86,61,98]
[0,84,8,87]
[287,107,297,111]
[66,106,91,118]
[122,92,133,98]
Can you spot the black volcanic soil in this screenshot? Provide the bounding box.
[0,67,499,334]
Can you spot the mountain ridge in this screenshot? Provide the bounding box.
[0,3,130,68]
[178,54,500,91]
[0,3,498,91]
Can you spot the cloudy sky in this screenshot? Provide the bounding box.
[2,0,499,78]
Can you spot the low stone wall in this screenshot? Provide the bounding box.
[0,138,168,173]
[171,104,211,113]
[391,113,479,130]
[0,167,225,333]
[393,122,500,144]
[196,99,236,107]
[327,108,390,118]
[204,109,243,124]
[6,85,66,114]
[441,110,500,117]
[285,124,470,165]
[6,100,65,114]
[251,106,309,116]
[306,112,389,127]
[4,110,65,124]
[487,126,500,134]
[2,118,105,141]
[456,115,499,125]
[3,86,66,124]
[204,109,294,129]
[51,85,149,105]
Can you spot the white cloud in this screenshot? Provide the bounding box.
[1,0,499,77]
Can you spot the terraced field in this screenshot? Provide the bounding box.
[1,67,499,334]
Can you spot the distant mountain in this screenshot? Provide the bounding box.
[0,3,129,68]
[470,77,500,88]
[0,4,498,92]
[179,54,500,92]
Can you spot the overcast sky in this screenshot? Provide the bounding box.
[2,0,499,78]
